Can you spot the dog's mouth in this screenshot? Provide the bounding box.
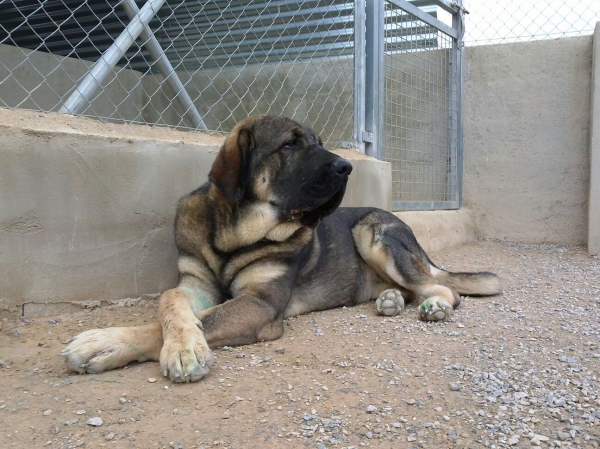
[285,184,346,228]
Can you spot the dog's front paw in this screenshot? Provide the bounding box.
[160,325,214,383]
[62,327,140,374]
[419,296,452,321]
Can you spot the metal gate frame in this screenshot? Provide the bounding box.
[354,0,466,211]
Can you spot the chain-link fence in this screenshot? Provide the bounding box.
[0,0,356,148]
[463,0,600,46]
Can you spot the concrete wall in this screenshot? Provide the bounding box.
[0,109,390,316]
[589,24,600,255]
[463,36,592,245]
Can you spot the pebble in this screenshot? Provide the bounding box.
[366,405,377,413]
[43,409,52,416]
[86,417,103,427]
[148,378,157,383]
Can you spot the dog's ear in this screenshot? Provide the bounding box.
[209,121,255,203]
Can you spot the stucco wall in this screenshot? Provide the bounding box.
[463,36,592,245]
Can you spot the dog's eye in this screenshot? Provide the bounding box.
[281,140,296,149]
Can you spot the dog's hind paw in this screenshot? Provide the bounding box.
[160,324,214,383]
[375,289,405,317]
[419,296,452,321]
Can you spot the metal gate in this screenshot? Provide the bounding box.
[354,0,465,210]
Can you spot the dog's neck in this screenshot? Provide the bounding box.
[210,191,303,252]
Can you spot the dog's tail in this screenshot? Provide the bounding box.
[432,268,502,296]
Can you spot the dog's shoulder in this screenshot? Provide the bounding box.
[174,183,215,258]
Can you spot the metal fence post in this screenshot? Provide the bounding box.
[454,0,465,208]
[354,0,366,154]
[364,0,385,160]
[59,0,167,116]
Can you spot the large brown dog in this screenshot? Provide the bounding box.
[63,115,501,382]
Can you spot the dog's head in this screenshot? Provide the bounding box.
[209,115,352,227]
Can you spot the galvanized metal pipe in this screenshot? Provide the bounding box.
[59,0,167,116]
[121,0,207,131]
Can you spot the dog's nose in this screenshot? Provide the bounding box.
[331,159,353,176]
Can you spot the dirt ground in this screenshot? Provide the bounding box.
[1,240,599,449]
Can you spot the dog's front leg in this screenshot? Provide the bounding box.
[196,266,294,348]
[158,285,219,383]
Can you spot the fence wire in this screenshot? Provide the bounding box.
[463,0,600,46]
[0,0,355,148]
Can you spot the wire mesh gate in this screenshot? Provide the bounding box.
[354,0,464,210]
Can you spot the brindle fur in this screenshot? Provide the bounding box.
[63,115,501,382]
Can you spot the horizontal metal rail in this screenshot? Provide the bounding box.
[386,0,458,38]
[392,201,460,211]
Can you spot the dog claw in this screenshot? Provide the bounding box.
[419,297,452,321]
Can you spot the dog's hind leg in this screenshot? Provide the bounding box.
[351,210,462,321]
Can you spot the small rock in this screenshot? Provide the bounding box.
[531,435,550,444]
[557,431,571,441]
[406,398,416,405]
[222,412,230,419]
[106,432,116,441]
[119,397,126,404]
[75,409,86,415]
[275,348,285,354]
[43,409,53,416]
[148,378,157,383]
[87,417,103,427]
[450,383,462,391]
[65,419,79,426]
[366,405,377,413]
[507,436,519,445]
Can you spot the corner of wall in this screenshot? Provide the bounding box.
[588,23,600,255]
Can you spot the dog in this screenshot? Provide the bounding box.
[62,115,501,382]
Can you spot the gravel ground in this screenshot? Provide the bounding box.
[0,239,599,449]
